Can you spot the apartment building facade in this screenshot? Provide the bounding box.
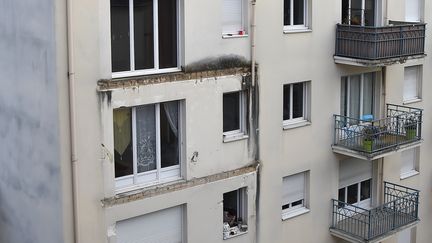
[0,0,431,243]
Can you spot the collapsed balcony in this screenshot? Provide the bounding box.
[334,21,426,66]
[332,104,423,160]
[330,182,419,243]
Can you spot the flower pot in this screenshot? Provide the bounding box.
[406,128,417,140]
[363,139,373,152]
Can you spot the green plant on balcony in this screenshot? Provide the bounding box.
[362,126,377,152]
[404,115,418,140]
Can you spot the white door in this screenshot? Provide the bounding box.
[116,206,183,243]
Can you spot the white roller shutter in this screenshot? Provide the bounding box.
[401,149,416,174]
[282,172,305,205]
[116,206,183,243]
[405,0,420,22]
[339,158,372,188]
[222,0,243,34]
[398,228,412,243]
[404,66,419,101]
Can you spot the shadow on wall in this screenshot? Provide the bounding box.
[183,55,250,73]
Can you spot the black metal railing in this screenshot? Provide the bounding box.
[335,21,426,61]
[331,182,419,241]
[333,104,423,157]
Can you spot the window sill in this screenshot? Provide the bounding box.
[223,133,249,143]
[222,34,249,39]
[282,121,311,130]
[112,67,181,79]
[400,170,419,180]
[223,230,248,240]
[283,28,312,34]
[115,177,184,195]
[403,98,422,105]
[281,207,310,221]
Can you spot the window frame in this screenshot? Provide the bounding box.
[282,81,310,128]
[283,0,310,32]
[223,188,248,239]
[338,179,372,209]
[342,0,379,26]
[403,65,422,104]
[111,0,182,78]
[281,171,310,220]
[114,101,184,191]
[222,0,248,37]
[223,91,248,140]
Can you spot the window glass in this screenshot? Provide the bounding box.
[292,83,304,118]
[349,75,361,119]
[111,0,131,72]
[360,179,371,201]
[283,85,291,121]
[284,0,291,26]
[347,184,358,204]
[362,73,374,116]
[114,108,133,177]
[364,0,375,26]
[159,0,178,68]
[136,104,157,173]
[161,101,179,168]
[338,188,346,202]
[134,0,154,70]
[293,0,304,25]
[223,188,247,238]
[223,92,240,132]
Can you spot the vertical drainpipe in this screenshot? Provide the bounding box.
[66,0,79,242]
[249,1,259,243]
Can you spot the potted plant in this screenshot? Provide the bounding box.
[362,126,377,152]
[404,115,418,140]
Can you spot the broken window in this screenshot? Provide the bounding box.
[223,188,248,239]
[113,100,182,189]
[111,0,179,76]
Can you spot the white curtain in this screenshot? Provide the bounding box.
[362,72,374,117]
[163,101,179,137]
[136,104,157,173]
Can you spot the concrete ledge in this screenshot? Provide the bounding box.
[101,163,258,207]
[334,54,426,67]
[98,67,251,91]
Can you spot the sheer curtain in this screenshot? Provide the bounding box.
[362,73,374,117]
[163,101,178,137]
[136,104,157,173]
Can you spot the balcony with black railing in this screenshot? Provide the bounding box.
[332,104,423,160]
[334,21,426,66]
[330,182,419,243]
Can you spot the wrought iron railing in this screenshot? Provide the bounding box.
[335,21,426,61]
[333,104,423,156]
[331,182,419,241]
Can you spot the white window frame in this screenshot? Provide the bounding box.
[223,188,248,239]
[282,82,310,128]
[111,0,182,78]
[400,148,420,179]
[281,172,310,220]
[338,179,372,209]
[403,65,422,104]
[283,0,309,32]
[115,102,183,191]
[222,0,248,37]
[223,91,248,141]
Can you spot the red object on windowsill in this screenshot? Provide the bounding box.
[238,30,245,35]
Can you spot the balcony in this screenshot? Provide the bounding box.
[334,21,426,66]
[330,182,419,243]
[332,104,423,160]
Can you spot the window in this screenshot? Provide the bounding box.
[223,188,248,239]
[116,206,184,243]
[283,81,310,127]
[401,148,419,179]
[282,172,309,219]
[223,91,247,140]
[404,65,422,103]
[405,0,421,22]
[222,0,247,36]
[339,158,372,208]
[113,101,182,189]
[341,72,379,122]
[283,0,310,31]
[398,227,416,243]
[342,0,375,26]
[111,0,179,77]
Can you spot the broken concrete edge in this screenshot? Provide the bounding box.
[101,162,259,208]
[333,54,426,67]
[97,67,252,92]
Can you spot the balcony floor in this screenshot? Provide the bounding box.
[331,210,419,243]
[334,54,426,67]
[332,133,422,160]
